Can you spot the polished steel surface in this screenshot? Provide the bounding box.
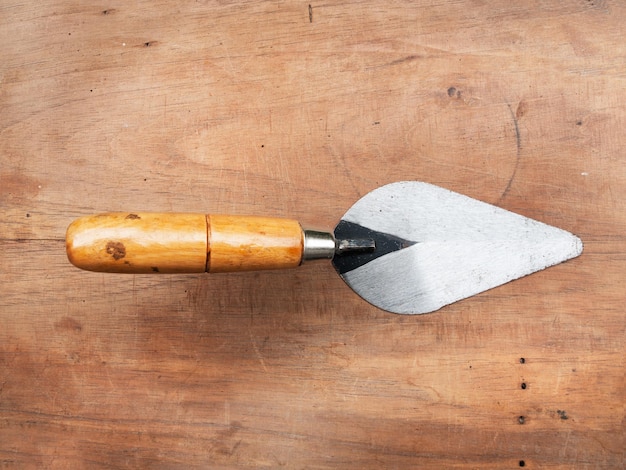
[302,230,336,261]
[337,181,583,314]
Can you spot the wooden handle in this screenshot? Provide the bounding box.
[66,212,304,273]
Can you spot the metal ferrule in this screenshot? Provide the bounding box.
[302,230,336,261]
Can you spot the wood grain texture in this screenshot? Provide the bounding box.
[209,215,303,272]
[65,213,304,273]
[1,1,624,468]
[66,212,208,273]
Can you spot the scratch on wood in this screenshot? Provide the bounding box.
[309,4,313,23]
[390,55,421,66]
[497,103,522,203]
[366,55,421,70]
[250,333,268,372]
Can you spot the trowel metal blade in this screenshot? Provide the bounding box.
[332,182,583,314]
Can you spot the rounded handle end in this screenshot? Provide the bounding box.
[66,213,208,273]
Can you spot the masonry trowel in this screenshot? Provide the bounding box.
[66,181,583,314]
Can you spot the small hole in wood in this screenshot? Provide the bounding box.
[518,416,525,424]
[519,460,526,467]
[519,357,525,364]
[521,382,527,390]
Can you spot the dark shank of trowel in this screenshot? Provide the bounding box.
[332,220,416,275]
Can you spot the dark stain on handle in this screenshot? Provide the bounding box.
[106,241,126,260]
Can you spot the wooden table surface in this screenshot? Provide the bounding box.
[1,1,624,468]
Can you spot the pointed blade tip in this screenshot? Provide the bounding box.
[573,234,584,257]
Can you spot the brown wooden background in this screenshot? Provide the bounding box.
[1,1,624,468]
